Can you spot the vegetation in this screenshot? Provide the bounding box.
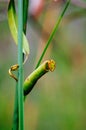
[0,0,86,130]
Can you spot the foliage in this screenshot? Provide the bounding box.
[0,0,86,130]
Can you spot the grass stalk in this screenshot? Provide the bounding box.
[12,1,29,129]
[12,83,19,130]
[23,0,29,34]
[23,0,29,62]
[18,0,24,130]
[35,0,71,69]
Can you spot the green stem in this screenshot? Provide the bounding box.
[23,0,29,34]
[23,60,56,97]
[23,0,29,62]
[35,0,71,69]
[12,82,19,130]
[18,0,24,130]
[12,1,29,129]
[10,1,19,129]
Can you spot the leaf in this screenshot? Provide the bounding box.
[8,0,29,55]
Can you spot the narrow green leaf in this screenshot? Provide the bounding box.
[35,0,71,68]
[8,0,29,55]
[23,0,29,34]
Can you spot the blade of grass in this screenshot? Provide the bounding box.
[10,1,19,129]
[8,0,29,55]
[23,0,29,61]
[35,0,71,69]
[12,1,29,129]
[23,0,29,34]
[12,82,19,130]
[18,0,24,130]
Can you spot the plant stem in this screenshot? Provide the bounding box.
[11,1,19,129]
[35,0,71,69]
[18,0,24,130]
[12,82,19,130]
[12,1,29,129]
[23,0,29,62]
[23,0,29,34]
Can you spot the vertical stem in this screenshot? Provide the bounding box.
[23,0,29,34]
[12,82,19,130]
[35,0,71,69]
[18,0,24,130]
[23,0,29,61]
[12,0,29,129]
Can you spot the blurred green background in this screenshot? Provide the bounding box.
[0,1,86,130]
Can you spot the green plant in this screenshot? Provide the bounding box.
[7,0,71,129]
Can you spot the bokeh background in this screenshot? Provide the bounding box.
[0,0,86,130]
